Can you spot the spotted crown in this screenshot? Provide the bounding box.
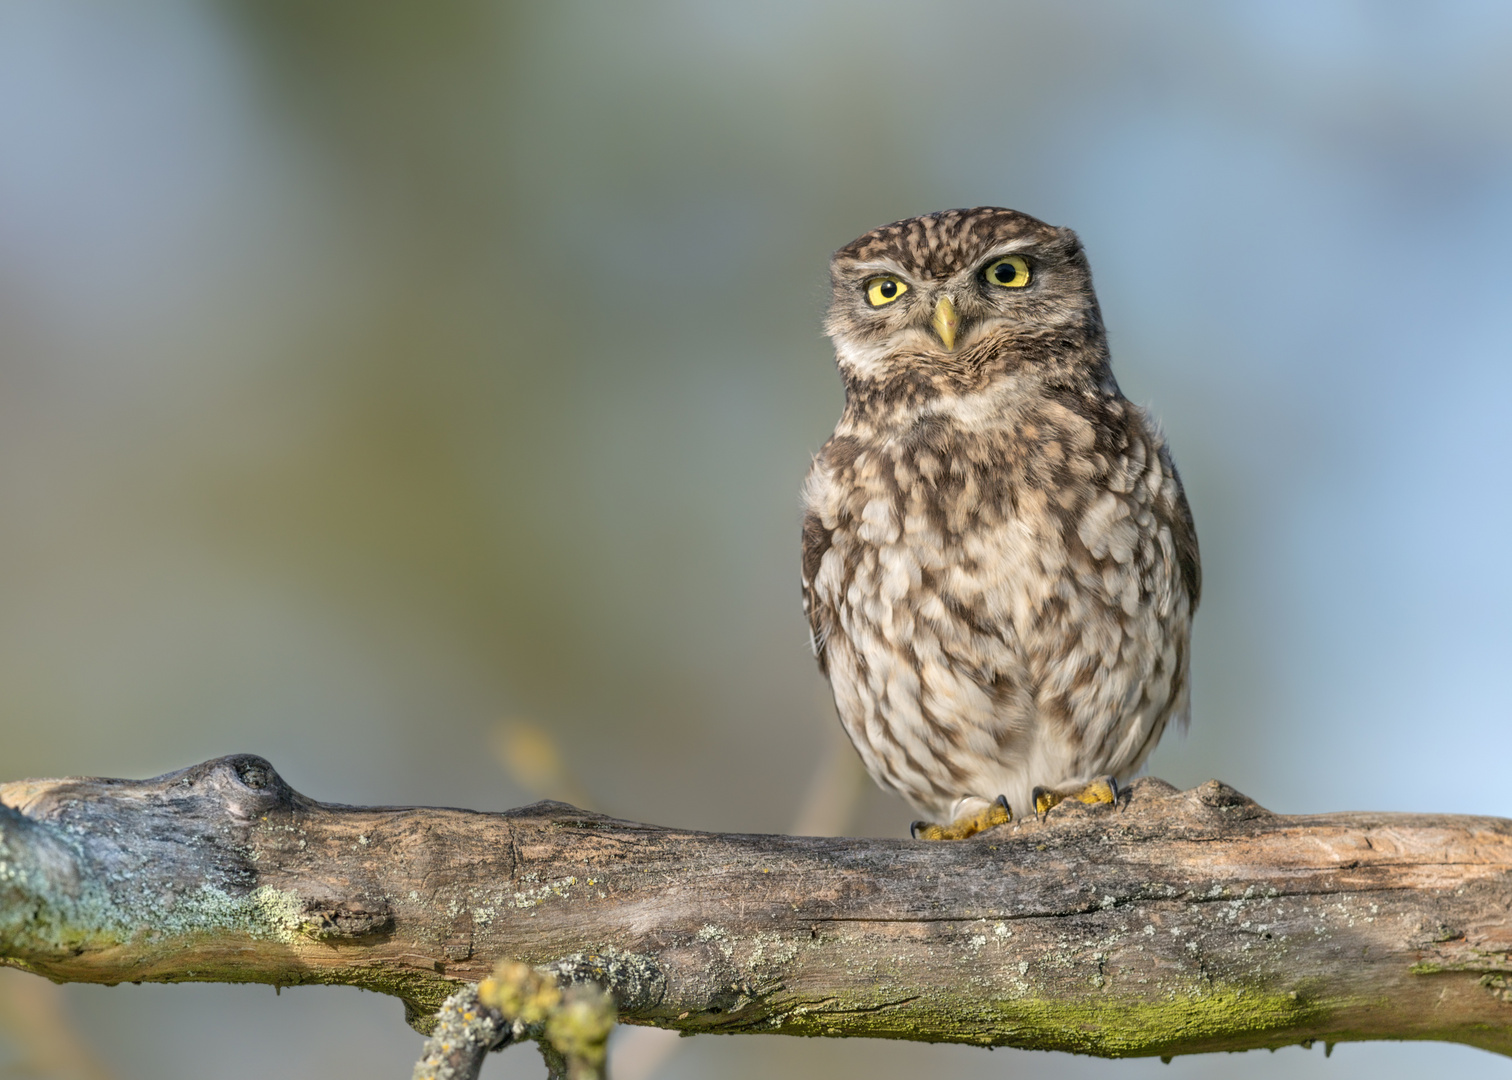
[832,207,1064,280]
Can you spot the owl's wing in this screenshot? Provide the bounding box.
[800,510,833,673]
[1157,445,1201,612]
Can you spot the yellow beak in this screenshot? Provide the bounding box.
[932,295,958,351]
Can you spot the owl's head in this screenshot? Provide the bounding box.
[825,207,1104,390]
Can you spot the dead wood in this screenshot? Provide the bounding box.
[1,754,1509,1060]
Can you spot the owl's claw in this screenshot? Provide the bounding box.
[911,794,1012,840]
[1033,776,1120,819]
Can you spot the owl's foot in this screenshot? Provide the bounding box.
[1032,776,1119,819]
[910,795,1012,840]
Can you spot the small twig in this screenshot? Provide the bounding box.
[411,985,510,1080]
[479,961,616,1080]
[410,963,616,1080]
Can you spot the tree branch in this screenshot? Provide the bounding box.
[1,755,1509,1060]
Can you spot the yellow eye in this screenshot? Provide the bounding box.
[985,255,1031,288]
[865,276,909,306]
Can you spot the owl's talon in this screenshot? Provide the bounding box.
[910,795,1012,841]
[1107,777,1125,810]
[1032,785,1055,820]
[1034,777,1119,819]
[1079,776,1118,807]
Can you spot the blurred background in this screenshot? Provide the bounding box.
[1,1,1510,1077]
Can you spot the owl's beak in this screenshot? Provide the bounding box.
[932,295,959,351]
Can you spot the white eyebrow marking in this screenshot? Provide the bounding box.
[845,259,918,283]
[973,238,1039,264]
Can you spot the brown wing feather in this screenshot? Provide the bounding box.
[1158,446,1201,611]
[800,510,834,674]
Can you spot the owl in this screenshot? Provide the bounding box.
[800,207,1199,839]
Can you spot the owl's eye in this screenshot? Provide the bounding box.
[984,255,1031,288]
[865,276,909,307]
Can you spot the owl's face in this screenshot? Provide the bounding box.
[825,207,1101,386]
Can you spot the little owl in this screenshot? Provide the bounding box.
[801,207,1199,839]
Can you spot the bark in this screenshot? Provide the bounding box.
[1,754,1509,1060]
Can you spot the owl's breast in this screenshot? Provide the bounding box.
[802,395,1193,682]
[801,394,1196,816]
